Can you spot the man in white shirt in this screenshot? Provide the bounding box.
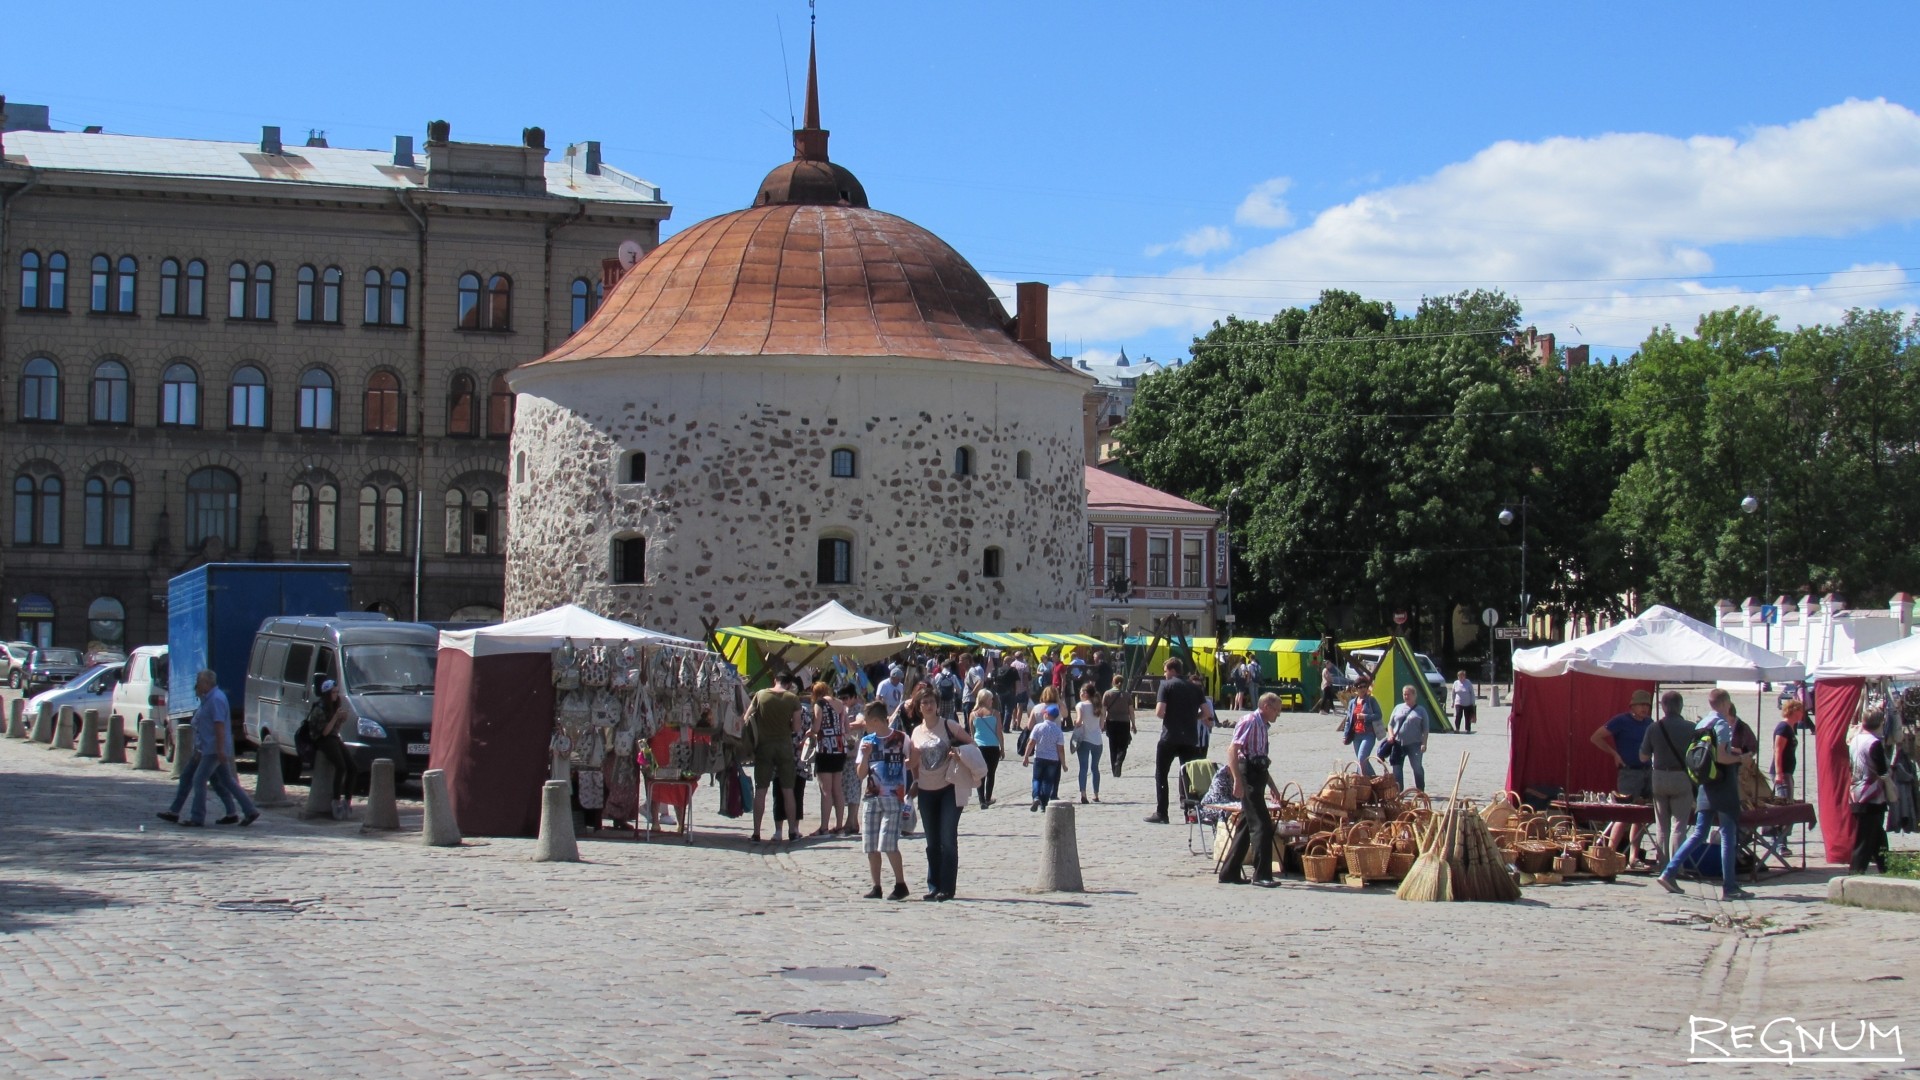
[1450,671,1477,733]
[877,666,905,715]
[1386,685,1429,791]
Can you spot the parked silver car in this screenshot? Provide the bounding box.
[0,641,34,689]
[25,663,124,723]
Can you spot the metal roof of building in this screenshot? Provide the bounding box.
[0,129,663,205]
[1085,466,1216,517]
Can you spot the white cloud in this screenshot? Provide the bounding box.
[1145,225,1233,258]
[1049,99,1920,352]
[1234,177,1295,228]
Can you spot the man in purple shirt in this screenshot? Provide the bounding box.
[1218,693,1285,886]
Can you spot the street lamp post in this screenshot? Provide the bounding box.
[1498,496,1530,686]
[1221,486,1240,635]
[1742,481,1775,683]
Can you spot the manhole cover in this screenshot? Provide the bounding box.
[215,899,306,916]
[779,966,886,982]
[768,1011,898,1029]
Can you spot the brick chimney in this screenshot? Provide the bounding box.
[601,257,624,291]
[1536,332,1556,368]
[260,125,283,155]
[1014,281,1051,362]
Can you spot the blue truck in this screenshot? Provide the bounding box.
[166,563,352,744]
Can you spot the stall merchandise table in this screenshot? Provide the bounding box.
[1556,800,1817,875]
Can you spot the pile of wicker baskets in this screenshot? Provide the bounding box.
[1480,791,1628,883]
[1293,766,1438,884]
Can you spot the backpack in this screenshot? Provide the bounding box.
[1684,727,1719,786]
[994,665,1019,699]
[934,671,960,709]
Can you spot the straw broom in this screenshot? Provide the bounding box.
[1397,756,1469,901]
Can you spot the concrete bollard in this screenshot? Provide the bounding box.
[29,704,54,744]
[133,719,160,770]
[1491,684,1503,708]
[76,709,102,758]
[363,759,400,830]
[52,707,77,751]
[533,780,579,862]
[103,714,128,764]
[420,768,462,847]
[303,752,337,819]
[169,723,194,779]
[253,735,291,807]
[6,698,24,739]
[1036,801,1085,892]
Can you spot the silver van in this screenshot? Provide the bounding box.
[245,615,438,787]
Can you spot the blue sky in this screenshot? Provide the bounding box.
[10,1,1919,362]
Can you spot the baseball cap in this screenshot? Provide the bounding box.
[319,679,336,693]
[1046,704,1061,717]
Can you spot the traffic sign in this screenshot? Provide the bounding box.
[1494,627,1526,640]
[1481,607,1500,627]
[1759,604,1779,625]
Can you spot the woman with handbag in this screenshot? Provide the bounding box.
[907,685,974,901]
[1339,676,1384,777]
[1074,681,1104,803]
[808,682,850,837]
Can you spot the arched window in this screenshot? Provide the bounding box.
[159,258,181,316]
[20,357,60,422]
[320,266,342,323]
[1016,450,1032,480]
[443,489,465,554]
[362,268,383,324]
[46,252,67,310]
[817,535,853,585]
[184,259,206,317]
[227,262,248,318]
[296,265,317,321]
[456,272,481,329]
[229,364,268,429]
[91,360,130,424]
[18,251,40,309]
[487,373,513,437]
[358,482,406,554]
[953,446,974,478]
[983,546,1004,579]
[387,269,409,326]
[12,471,62,546]
[90,255,111,312]
[447,373,476,436]
[486,274,512,330]
[185,468,240,548]
[251,263,274,319]
[84,474,133,548]
[612,535,646,585]
[363,370,402,434]
[87,596,126,655]
[116,256,137,313]
[160,362,199,427]
[291,481,338,553]
[297,368,335,431]
[569,277,592,333]
[830,448,856,478]
[443,481,502,555]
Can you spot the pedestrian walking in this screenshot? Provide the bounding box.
[1385,684,1429,792]
[908,687,973,901]
[1657,688,1756,900]
[856,702,911,900]
[746,673,804,844]
[969,689,1002,809]
[1073,681,1103,803]
[1313,656,1338,713]
[1338,676,1385,778]
[1024,703,1066,811]
[1145,658,1207,824]
[1849,709,1891,875]
[1102,675,1135,777]
[1218,693,1284,886]
[157,669,258,828]
[1451,670,1477,733]
[837,686,864,835]
[1642,690,1695,869]
[808,682,850,837]
[307,679,358,820]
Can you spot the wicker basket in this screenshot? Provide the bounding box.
[1553,849,1581,876]
[1302,835,1340,884]
[1342,821,1392,878]
[1386,849,1417,880]
[1515,840,1560,874]
[1368,773,1400,804]
[1581,843,1628,878]
[1480,790,1520,830]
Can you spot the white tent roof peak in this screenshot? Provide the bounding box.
[439,604,695,657]
[1808,632,1920,680]
[781,600,893,640]
[1514,604,1803,682]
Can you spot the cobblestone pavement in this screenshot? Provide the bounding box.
[2,695,1916,1078]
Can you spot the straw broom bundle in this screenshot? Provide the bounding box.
[1397,756,1521,903]
[1396,757,1468,901]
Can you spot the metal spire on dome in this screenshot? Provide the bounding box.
[793,2,829,163]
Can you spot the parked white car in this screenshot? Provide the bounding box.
[25,663,125,725]
[112,645,169,742]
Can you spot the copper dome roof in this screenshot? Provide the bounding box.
[525,29,1063,374]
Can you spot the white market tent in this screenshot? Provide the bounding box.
[1806,632,1920,680]
[1514,604,1803,683]
[439,603,694,657]
[779,600,912,662]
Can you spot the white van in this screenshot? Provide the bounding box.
[111,645,170,742]
[245,615,438,786]
[1346,647,1448,693]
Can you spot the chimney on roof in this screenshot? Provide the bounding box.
[260,125,282,155]
[304,129,328,148]
[567,141,602,175]
[601,257,624,292]
[1014,282,1051,363]
[1566,344,1589,369]
[392,135,415,167]
[1536,332,1555,369]
[82,125,102,134]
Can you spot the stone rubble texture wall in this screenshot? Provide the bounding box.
[504,356,1090,637]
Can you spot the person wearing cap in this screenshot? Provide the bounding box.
[307,677,357,820]
[1023,702,1067,811]
[877,666,906,717]
[1592,689,1656,861]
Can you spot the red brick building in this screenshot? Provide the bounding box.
[1084,466,1222,641]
